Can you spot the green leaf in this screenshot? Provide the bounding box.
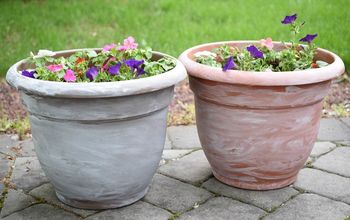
[87,50,98,58]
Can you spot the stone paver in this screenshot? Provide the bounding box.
[1,204,79,220]
[11,157,49,192]
[164,135,172,149]
[0,135,19,156]
[29,183,97,217]
[264,193,350,220]
[167,125,201,149]
[313,147,350,177]
[0,189,37,218]
[0,155,11,180]
[143,174,213,213]
[0,183,3,196]
[17,139,36,157]
[341,117,350,127]
[158,150,212,185]
[310,141,336,157]
[162,149,191,160]
[294,168,350,204]
[86,201,171,220]
[317,118,350,141]
[1,119,350,219]
[202,178,299,211]
[179,197,266,220]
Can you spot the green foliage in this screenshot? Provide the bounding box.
[144,57,177,76]
[195,15,320,72]
[26,42,176,82]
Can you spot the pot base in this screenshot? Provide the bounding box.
[56,187,149,210]
[212,170,297,191]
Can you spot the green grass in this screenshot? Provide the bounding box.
[0,115,30,140]
[0,0,349,77]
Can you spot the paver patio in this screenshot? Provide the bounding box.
[1,118,350,219]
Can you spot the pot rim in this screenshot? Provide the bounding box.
[179,40,345,86]
[6,48,186,98]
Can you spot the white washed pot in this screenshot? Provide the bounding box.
[6,49,186,209]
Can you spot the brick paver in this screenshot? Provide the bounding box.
[313,147,350,177]
[158,150,212,185]
[264,194,350,220]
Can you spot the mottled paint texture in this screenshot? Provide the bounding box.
[6,49,186,209]
[179,41,344,190]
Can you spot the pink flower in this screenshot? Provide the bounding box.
[63,69,76,82]
[102,57,116,72]
[118,36,138,51]
[47,64,63,72]
[260,37,274,50]
[102,43,116,52]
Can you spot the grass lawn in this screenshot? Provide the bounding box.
[0,0,349,77]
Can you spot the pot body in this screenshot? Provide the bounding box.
[21,86,173,209]
[190,76,331,190]
[180,41,344,190]
[7,49,186,209]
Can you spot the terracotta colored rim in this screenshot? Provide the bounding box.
[6,48,186,98]
[179,41,345,86]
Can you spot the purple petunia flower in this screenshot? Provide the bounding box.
[86,66,99,81]
[124,59,145,75]
[281,14,297,24]
[108,63,121,75]
[299,34,318,43]
[223,57,235,72]
[21,70,36,78]
[247,45,264,59]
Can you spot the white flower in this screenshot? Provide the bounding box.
[32,50,56,59]
[264,68,273,72]
[194,51,217,58]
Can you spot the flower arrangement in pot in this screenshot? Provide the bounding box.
[179,14,345,190]
[6,37,186,209]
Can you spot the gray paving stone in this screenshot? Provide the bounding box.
[143,174,213,213]
[162,149,191,160]
[0,183,4,194]
[0,155,11,180]
[17,139,36,157]
[264,193,350,220]
[167,125,201,149]
[341,117,350,127]
[313,147,350,177]
[158,150,212,185]
[178,197,266,220]
[29,183,97,218]
[317,118,350,141]
[1,204,79,220]
[294,168,350,204]
[86,201,171,220]
[202,178,299,211]
[0,135,20,156]
[11,157,49,192]
[310,142,336,157]
[0,189,37,218]
[164,135,172,149]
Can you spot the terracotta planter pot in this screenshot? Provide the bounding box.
[6,49,186,209]
[179,41,345,190]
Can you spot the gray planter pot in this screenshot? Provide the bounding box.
[6,49,186,209]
